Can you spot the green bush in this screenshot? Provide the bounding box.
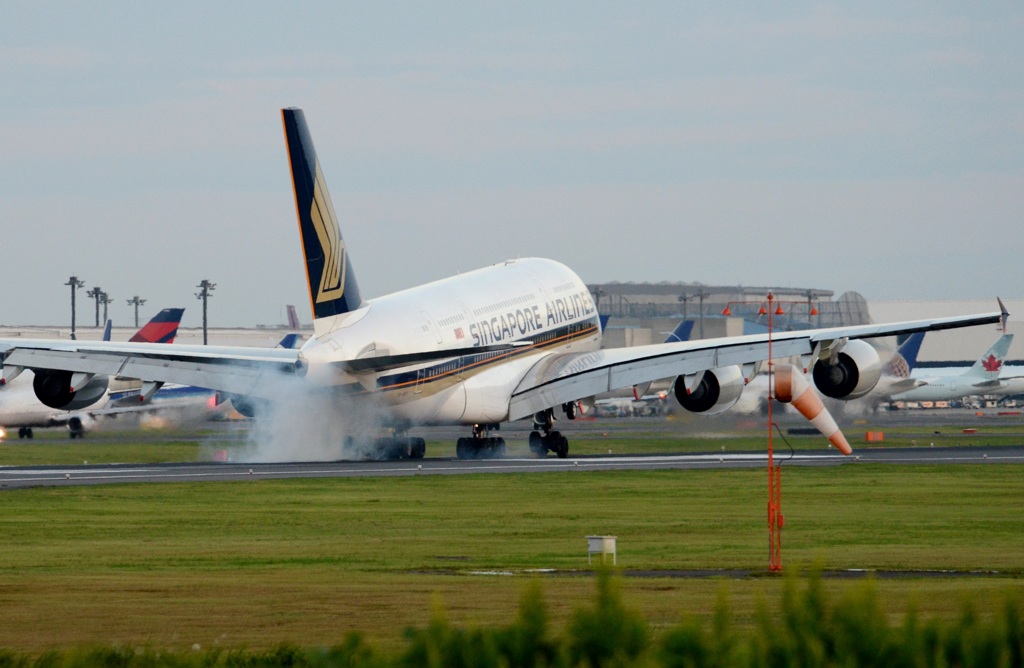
[566,568,648,667]
[2,572,1023,667]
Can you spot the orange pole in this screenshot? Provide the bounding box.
[767,292,782,572]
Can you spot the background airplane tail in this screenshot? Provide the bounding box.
[965,333,1013,379]
[129,308,185,344]
[883,332,925,379]
[282,107,364,321]
[664,319,696,344]
[276,333,300,350]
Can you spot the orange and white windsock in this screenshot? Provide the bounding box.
[774,364,852,455]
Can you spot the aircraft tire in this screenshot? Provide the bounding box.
[528,431,545,457]
[555,433,568,459]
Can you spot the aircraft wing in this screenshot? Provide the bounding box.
[508,311,1003,420]
[0,340,299,400]
[0,310,1003,413]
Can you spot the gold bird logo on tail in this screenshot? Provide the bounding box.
[309,160,346,304]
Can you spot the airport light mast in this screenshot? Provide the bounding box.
[65,276,85,340]
[86,286,103,328]
[126,296,147,328]
[195,279,216,345]
[100,291,112,326]
[694,289,709,339]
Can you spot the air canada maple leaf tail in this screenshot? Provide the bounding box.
[282,107,364,321]
[965,333,1012,380]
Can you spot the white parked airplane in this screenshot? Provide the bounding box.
[0,308,184,439]
[889,334,1024,403]
[0,109,1006,459]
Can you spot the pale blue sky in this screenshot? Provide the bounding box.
[1,3,1021,328]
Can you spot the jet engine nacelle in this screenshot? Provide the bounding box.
[32,370,110,410]
[673,365,745,415]
[227,394,270,418]
[810,339,882,400]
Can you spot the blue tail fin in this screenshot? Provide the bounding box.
[102,319,112,342]
[896,332,925,372]
[277,333,300,350]
[884,331,925,379]
[282,108,363,321]
[664,320,695,343]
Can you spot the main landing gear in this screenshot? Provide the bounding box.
[18,427,34,439]
[528,403,576,459]
[455,424,506,460]
[345,435,426,460]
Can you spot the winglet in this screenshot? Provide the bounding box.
[998,297,1009,332]
[282,108,363,321]
[102,319,113,342]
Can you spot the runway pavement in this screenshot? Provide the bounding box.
[2,445,1022,489]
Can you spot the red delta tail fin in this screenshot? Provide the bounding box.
[129,308,185,344]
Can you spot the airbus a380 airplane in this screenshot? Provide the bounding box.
[0,109,1007,459]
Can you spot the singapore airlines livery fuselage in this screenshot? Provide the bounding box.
[0,108,1006,461]
[298,257,601,427]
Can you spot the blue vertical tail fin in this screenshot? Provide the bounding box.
[276,333,301,350]
[664,319,695,344]
[884,331,925,378]
[282,108,363,322]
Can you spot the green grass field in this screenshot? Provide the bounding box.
[1,451,1022,653]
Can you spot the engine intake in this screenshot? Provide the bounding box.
[32,370,110,410]
[673,365,745,415]
[811,339,882,400]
